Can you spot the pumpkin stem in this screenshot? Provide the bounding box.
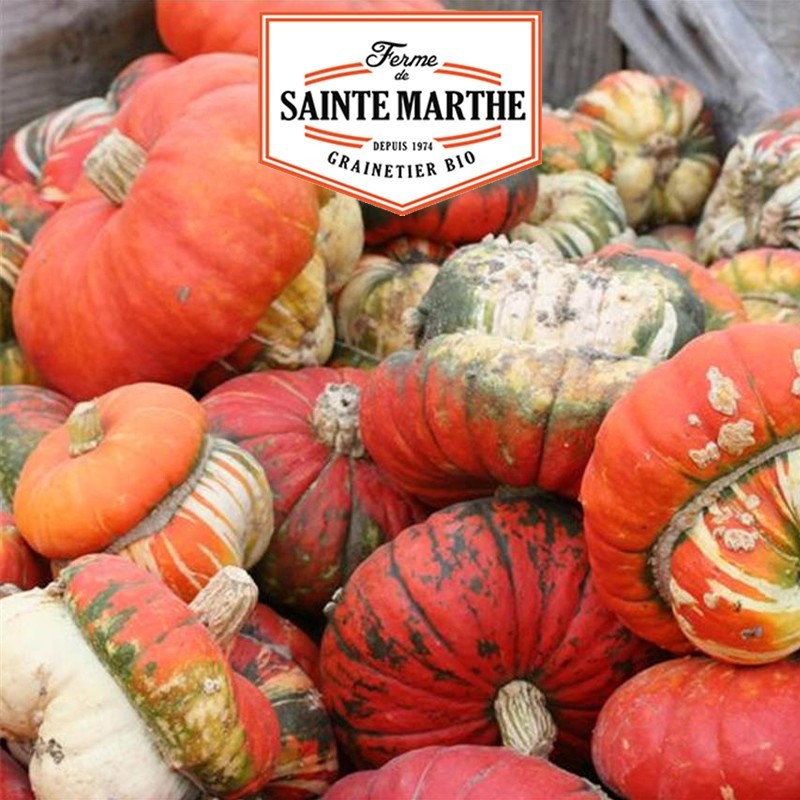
[311,382,365,457]
[189,566,258,654]
[643,132,679,183]
[494,679,557,758]
[84,129,147,205]
[67,400,104,457]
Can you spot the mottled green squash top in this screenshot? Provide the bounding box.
[412,235,705,362]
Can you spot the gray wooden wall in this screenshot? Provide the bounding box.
[0,0,622,142]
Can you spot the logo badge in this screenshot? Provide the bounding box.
[260,11,541,215]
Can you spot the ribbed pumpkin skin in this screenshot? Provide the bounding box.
[0,510,50,589]
[695,130,800,263]
[710,248,800,324]
[361,169,538,246]
[581,323,800,663]
[319,497,660,773]
[323,746,609,800]
[202,368,427,616]
[60,554,281,798]
[0,385,73,509]
[360,332,652,507]
[573,70,719,228]
[231,633,339,800]
[414,237,705,359]
[335,239,449,360]
[592,657,800,800]
[15,382,273,602]
[540,109,616,180]
[592,244,747,331]
[0,176,54,243]
[0,750,33,800]
[12,54,319,399]
[510,171,632,258]
[157,0,443,59]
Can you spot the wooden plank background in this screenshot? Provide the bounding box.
[0,0,621,142]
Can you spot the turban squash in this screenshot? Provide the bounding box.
[0,556,282,799]
[573,70,719,229]
[581,323,800,664]
[710,248,800,325]
[592,656,800,800]
[202,367,427,616]
[12,53,320,399]
[14,382,273,602]
[319,496,660,773]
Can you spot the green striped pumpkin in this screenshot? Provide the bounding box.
[509,171,633,258]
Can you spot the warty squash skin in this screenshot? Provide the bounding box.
[14,382,273,602]
[1,558,282,799]
[696,130,800,263]
[710,248,800,325]
[592,656,800,800]
[411,236,705,362]
[574,70,720,228]
[591,244,747,331]
[12,53,320,399]
[581,323,800,663]
[319,496,661,774]
[359,331,652,507]
[323,745,611,800]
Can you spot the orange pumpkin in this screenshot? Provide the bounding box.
[12,54,320,400]
[14,383,274,602]
[581,323,800,664]
[157,0,444,60]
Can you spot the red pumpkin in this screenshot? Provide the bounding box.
[241,603,321,686]
[361,169,538,246]
[106,52,180,109]
[592,656,800,800]
[581,323,800,663]
[319,496,660,773]
[12,54,320,399]
[323,745,609,799]
[202,368,427,616]
[0,511,50,589]
[0,385,73,509]
[231,629,338,799]
[0,750,33,800]
[157,0,444,60]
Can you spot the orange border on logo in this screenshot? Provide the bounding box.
[259,11,542,215]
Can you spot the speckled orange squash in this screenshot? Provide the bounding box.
[592,656,800,800]
[14,383,273,602]
[710,248,800,324]
[581,323,800,663]
[12,54,320,399]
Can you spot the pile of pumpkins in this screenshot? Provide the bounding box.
[1,2,799,799]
